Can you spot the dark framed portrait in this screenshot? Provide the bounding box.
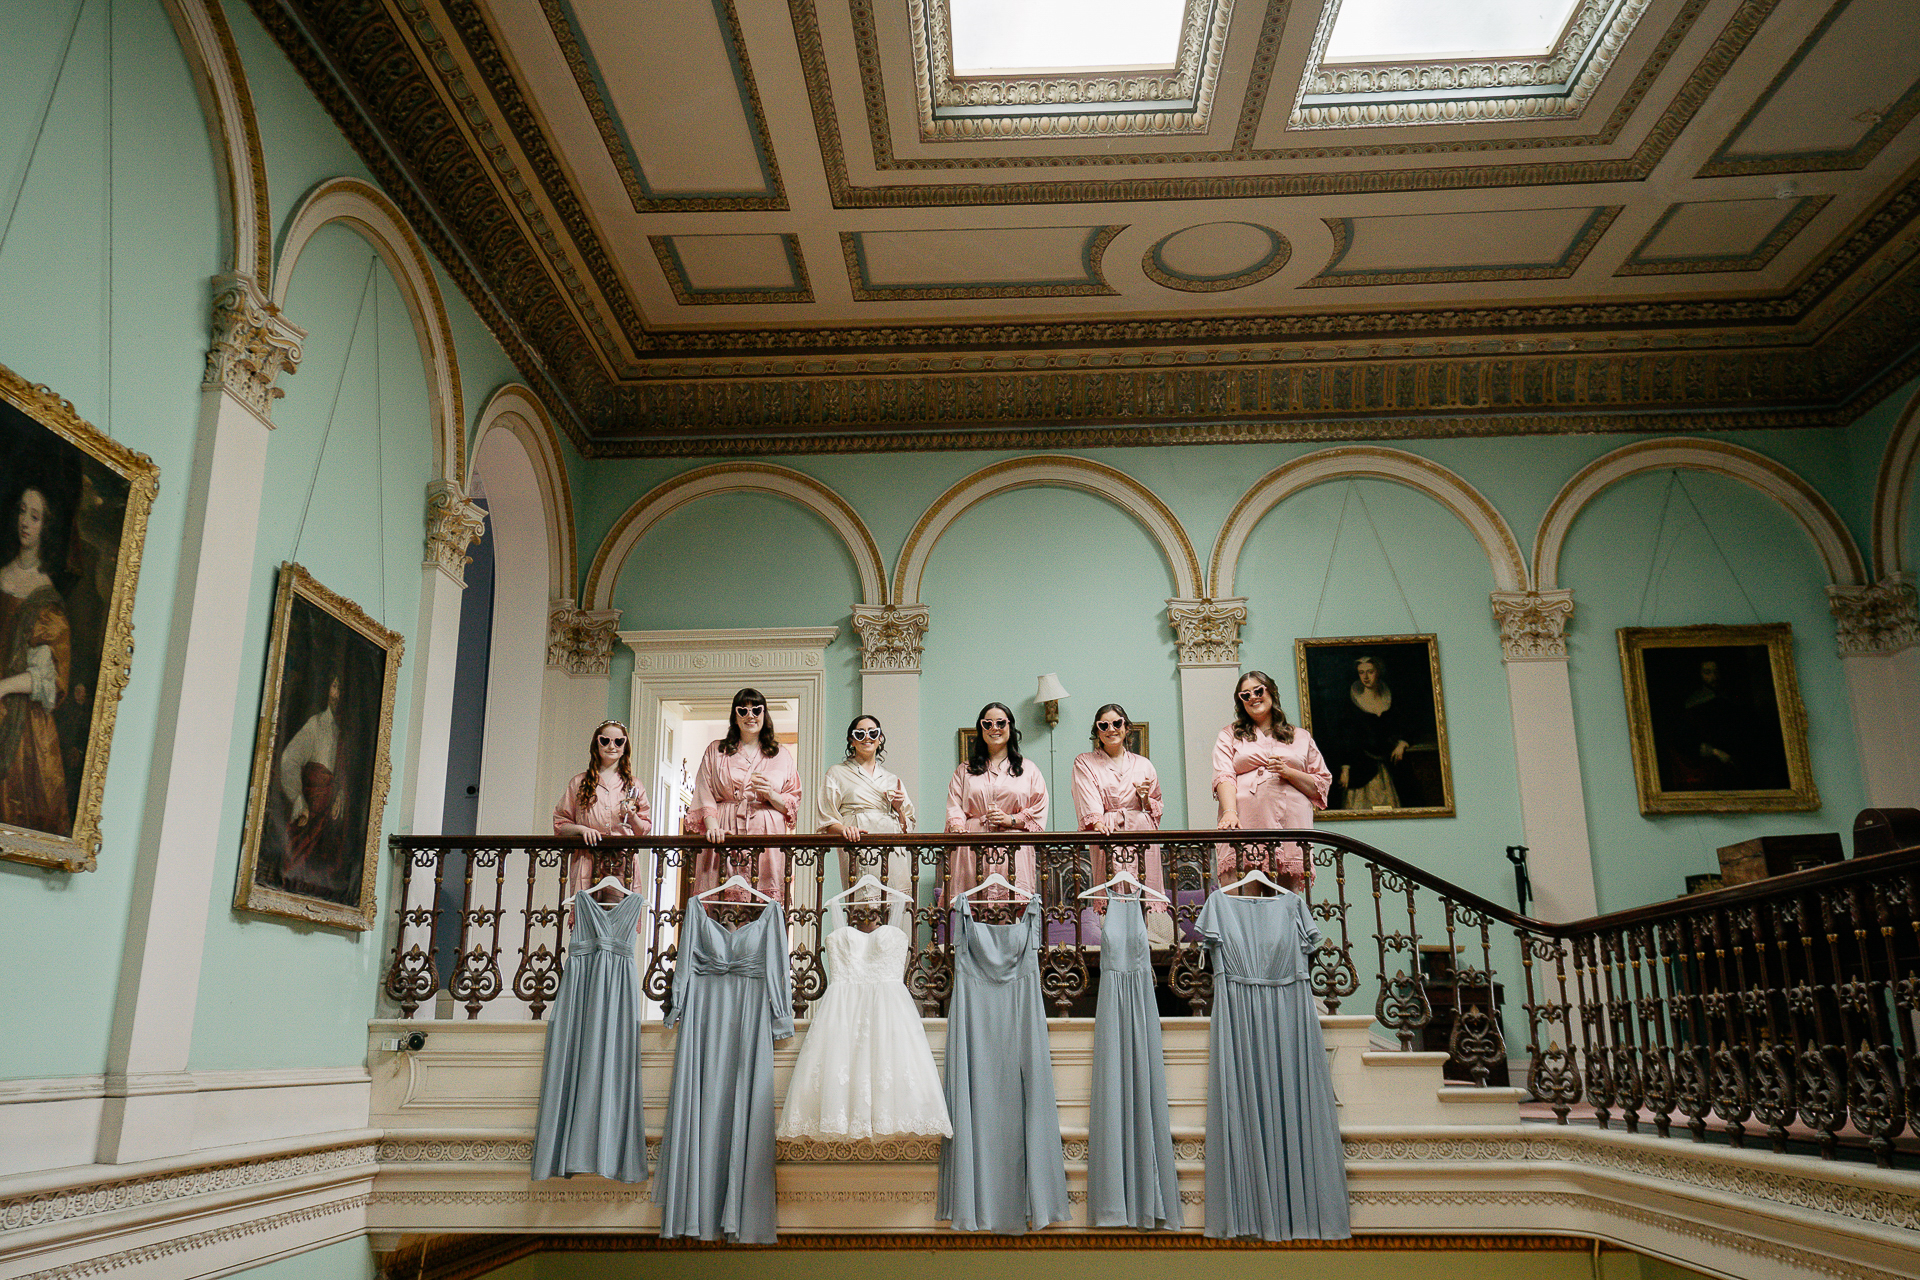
[959,721,1147,762]
[0,363,159,872]
[236,563,404,929]
[1295,634,1455,820]
[1617,623,1817,815]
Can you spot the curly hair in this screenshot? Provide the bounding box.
[575,720,635,809]
[1230,670,1296,744]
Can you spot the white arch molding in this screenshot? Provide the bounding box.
[1533,438,1867,592]
[1872,383,1920,579]
[162,0,270,284]
[583,463,886,611]
[892,456,1203,604]
[1208,446,1528,597]
[472,385,578,600]
[273,178,467,488]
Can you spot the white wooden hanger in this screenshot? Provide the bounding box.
[585,873,634,897]
[824,873,914,906]
[953,871,1034,901]
[1214,866,1291,895]
[1078,867,1169,902]
[694,873,775,904]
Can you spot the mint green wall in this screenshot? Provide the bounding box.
[0,0,220,1080]
[190,223,433,1072]
[234,1238,375,1280]
[1561,469,1867,912]
[918,486,1182,826]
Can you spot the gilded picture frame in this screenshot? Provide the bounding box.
[1617,623,1817,815]
[0,363,159,872]
[235,563,403,930]
[1295,634,1455,820]
[959,721,1147,762]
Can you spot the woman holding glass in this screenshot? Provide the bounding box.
[552,719,652,898]
[819,714,916,927]
[943,701,1047,900]
[1070,703,1173,944]
[1212,670,1330,893]
[688,688,801,902]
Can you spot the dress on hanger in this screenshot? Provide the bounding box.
[651,899,793,1243]
[1198,890,1350,1241]
[937,896,1070,1234]
[531,890,650,1183]
[1086,893,1183,1229]
[778,902,950,1140]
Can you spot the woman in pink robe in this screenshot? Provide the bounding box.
[688,688,801,903]
[552,719,652,898]
[944,701,1047,901]
[1070,702,1172,943]
[1213,670,1331,892]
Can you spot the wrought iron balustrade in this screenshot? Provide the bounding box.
[382,830,1919,1165]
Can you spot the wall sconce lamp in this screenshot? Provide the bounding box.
[1035,672,1069,727]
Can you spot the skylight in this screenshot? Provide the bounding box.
[1323,0,1582,63]
[949,0,1187,74]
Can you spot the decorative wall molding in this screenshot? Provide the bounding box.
[1490,589,1576,662]
[271,177,467,487]
[423,481,488,587]
[1827,574,1919,656]
[162,0,273,284]
[622,627,839,676]
[851,605,932,674]
[1211,447,1528,596]
[203,272,305,422]
[1166,597,1248,667]
[1532,437,1868,590]
[894,456,1202,604]
[584,463,885,610]
[473,385,579,600]
[545,602,622,675]
[13,1193,370,1280]
[1872,383,1920,578]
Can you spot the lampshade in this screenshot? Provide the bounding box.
[1035,672,1069,703]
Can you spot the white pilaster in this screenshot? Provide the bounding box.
[539,602,622,820]
[1490,590,1598,922]
[1829,574,1920,807]
[99,277,303,1164]
[852,604,930,823]
[397,483,486,835]
[1167,598,1247,828]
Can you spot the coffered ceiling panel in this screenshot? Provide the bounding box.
[245,0,1920,453]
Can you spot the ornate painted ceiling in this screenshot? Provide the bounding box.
[244,0,1920,455]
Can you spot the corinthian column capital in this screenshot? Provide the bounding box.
[203,272,304,421]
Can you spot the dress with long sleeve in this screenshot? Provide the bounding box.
[652,899,793,1243]
[1070,749,1171,944]
[819,758,916,928]
[1198,890,1349,1241]
[553,772,653,897]
[943,757,1048,900]
[0,584,73,836]
[1087,893,1183,1230]
[532,890,650,1183]
[689,739,800,902]
[1210,727,1331,885]
[937,896,1071,1234]
[1335,685,1414,811]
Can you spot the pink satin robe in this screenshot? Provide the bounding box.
[943,756,1048,900]
[1069,749,1170,917]
[1211,725,1331,887]
[688,739,801,903]
[552,771,653,896]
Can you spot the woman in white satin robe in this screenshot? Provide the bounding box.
[819,714,916,929]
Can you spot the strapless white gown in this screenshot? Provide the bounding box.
[778,910,952,1139]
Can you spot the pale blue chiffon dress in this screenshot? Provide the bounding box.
[651,900,794,1242]
[937,896,1071,1234]
[1199,890,1350,1240]
[1087,893,1183,1229]
[531,889,650,1183]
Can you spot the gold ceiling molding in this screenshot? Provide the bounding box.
[650,235,814,306]
[1303,207,1623,288]
[1142,222,1290,293]
[904,0,1234,141]
[839,226,1124,301]
[1615,194,1832,276]
[1289,0,1655,130]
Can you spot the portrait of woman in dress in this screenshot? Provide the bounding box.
[688,688,800,903]
[944,701,1047,901]
[1334,654,1413,811]
[1212,670,1331,892]
[0,484,71,835]
[1070,702,1173,945]
[819,714,915,926]
[552,719,652,899]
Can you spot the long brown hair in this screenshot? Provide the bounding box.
[576,720,635,809]
[1231,670,1295,744]
[720,687,780,756]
